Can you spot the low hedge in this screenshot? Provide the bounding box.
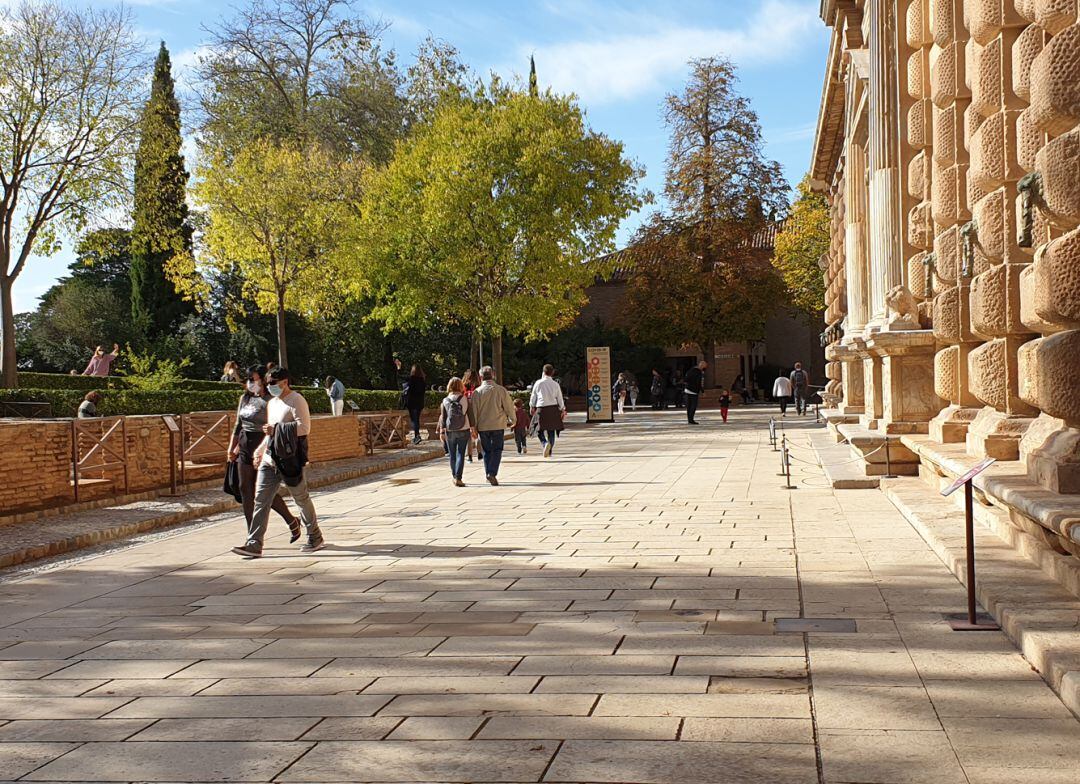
[2,385,529,418]
[15,372,130,391]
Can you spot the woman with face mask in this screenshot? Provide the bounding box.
[226,365,301,541]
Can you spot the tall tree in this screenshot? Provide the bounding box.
[130,43,193,344]
[352,81,645,383]
[0,1,143,387]
[188,140,364,368]
[624,57,788,388]
[197,0,404,162]
[773,176,829,314]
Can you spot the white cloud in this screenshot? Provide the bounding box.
[769,122,817,143]
[524,1,819,104]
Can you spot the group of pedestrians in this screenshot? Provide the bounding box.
[224,364,325,558]
[771,362,812,417]
[436,363,566,487]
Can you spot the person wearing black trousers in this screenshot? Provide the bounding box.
[683,360,706,425]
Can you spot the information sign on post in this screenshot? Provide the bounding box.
[585,347,613,423]
[941,457,1000,631]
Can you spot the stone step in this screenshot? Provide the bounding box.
[805,430,880,489]
[882,476,1080,719]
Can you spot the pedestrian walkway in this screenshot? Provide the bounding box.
[1,409,1078,783]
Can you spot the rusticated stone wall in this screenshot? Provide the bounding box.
[1015,0,1080,494]
[813,0,1079,549]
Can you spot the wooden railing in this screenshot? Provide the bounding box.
[179,411,234,484]
[358,412,409,454]
[71,416,129,502]
[0,401,53,418]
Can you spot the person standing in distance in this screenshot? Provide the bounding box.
[683,360,706,425]
[232,367,325,557]
[529,364,566,458]
[470,366,517,486]
[324,375,346,416]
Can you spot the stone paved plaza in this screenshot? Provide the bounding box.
[1,410,1079,783]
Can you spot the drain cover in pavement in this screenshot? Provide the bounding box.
[775,618,857,633]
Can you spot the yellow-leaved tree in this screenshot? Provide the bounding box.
[187,141,364,367]
[772,176,829,314]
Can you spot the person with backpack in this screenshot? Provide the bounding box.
[790,362,810,416]
[438,376,477,487]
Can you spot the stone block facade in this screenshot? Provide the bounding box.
[813,0,1080,554]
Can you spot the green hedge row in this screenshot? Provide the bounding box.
[2,384,529,418]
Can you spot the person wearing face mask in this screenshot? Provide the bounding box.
[233,366,325,557]
[227,366,302,543]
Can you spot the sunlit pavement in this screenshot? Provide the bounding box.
[1,408,1078,783]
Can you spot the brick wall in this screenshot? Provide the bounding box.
[308,415,364,463]
[0,411,390,518]
[0,420,72,515]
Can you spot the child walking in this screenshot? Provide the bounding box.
[719,389,731,423]
[513,399,530,454]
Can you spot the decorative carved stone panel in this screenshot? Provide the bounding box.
[1012,23,1045,100]
[1021,229,1080,330]
[931,41,968,104]
[935,344,961,399]
[964,0,1027,45]
[909,98,934,148]
[910,150,933,198]
[1032,0,1079,34]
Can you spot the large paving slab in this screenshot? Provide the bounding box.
[0,409,1077,782]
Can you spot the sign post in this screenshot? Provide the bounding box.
[585,347,613,423]
[941,458,1000,631]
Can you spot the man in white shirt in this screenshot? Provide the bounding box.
[233,367,325,557]
[772,371,794,417]
[529,364,566,458]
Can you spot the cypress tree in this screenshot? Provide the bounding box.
[130,42,193,343]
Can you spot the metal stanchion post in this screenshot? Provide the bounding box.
[883,436,897,479]
[942,458,1000,632]
[779,434,787,474]
[769,418,777,449]
[784,444,792,489]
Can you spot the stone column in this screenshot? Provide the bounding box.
[867,0,907,326]
[1015,4,1080,495]
[927,0,983,442]
[844,142,871,332]
[963,0,1040,459]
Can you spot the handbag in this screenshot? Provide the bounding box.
[223,460,242,503]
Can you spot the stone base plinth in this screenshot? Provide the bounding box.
[928,405,982,444]
[966,406,1035,461]
[1021,415,1080,495]
[837,423,920,476]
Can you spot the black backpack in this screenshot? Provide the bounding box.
[792,369,807,387]
[444,396,467,430]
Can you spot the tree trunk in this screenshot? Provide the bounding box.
[492,332,504,384]
[470,331,481,372]
[275,293,289,369]
[0,276,16,388]
[383,335,396,388]
[703,338,716,389]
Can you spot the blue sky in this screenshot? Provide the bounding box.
[12,0,829,313]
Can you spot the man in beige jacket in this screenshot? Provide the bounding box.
[470,366,517,485]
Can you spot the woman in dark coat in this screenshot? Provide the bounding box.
[403,365,428,444]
